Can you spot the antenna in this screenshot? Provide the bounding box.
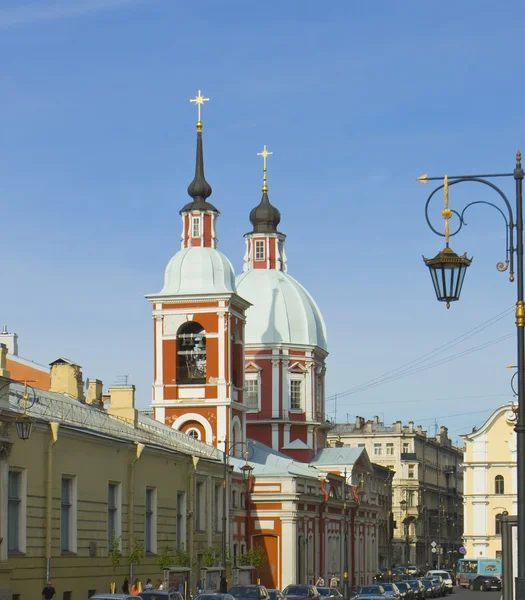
[116,374,129,386]
[434,419,438,437]
[334,393,338,423]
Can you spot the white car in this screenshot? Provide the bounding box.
[425,570,454,592]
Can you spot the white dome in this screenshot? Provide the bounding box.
[235,269,327,350]
[160,247,236,295]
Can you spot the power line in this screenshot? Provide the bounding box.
[335,392,510,409]
[326,306,514,402]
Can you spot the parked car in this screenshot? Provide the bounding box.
[282,586,320,600]
[89,595,135,600]
[317,588,342,599]
[196,595,235,600]
[267,591,285,600]
[229,587,270,600]
[393,582,413,600]
[425,571,453,594]
[419,579,435,599]
[380,583,401,599]
[139,591,184,600]
[405,580,426,600]
[471,575,502,591]
[350,585,386,599]
[406,567,419,577]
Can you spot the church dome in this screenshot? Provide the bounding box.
[235,269,327,350]
[160,247,236,295]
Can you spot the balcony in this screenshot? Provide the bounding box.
[400,452,418,460]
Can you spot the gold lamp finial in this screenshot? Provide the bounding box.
[257,145,273,192]
[442,175,452,245]
[190,90,210,132]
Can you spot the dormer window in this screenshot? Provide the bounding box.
[290,378,303,410]
[191,216,201,238]
[255,240,265,261]
[176,321,206,384]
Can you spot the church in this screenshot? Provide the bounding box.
[145,92,391,589]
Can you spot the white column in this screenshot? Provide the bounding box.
[282,518,297,588]
[282,354,290,420]
[154,314,164,403]
[305,362,313,422]
[284,424,291,447]
[217,405,227,445]
[272,423,279,451]
[272,350,280,418]
[217,310,227,400]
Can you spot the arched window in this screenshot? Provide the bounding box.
[495,513,503,535]
[187,429,200,440]
[176,322,206,384]
[495,475,505,495]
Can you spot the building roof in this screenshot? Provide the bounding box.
[4,381,222,461]
[180,128,218,214]
[249,191,281,234]
[235,269,327,350]
[153,247,237,296]
[460,402,517,441]
[310,446,365,466]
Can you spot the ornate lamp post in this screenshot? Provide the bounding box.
[419,152,525,599]
[0,378,36,440]
[222,441,254,582]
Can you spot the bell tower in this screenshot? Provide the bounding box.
[146,92,251,448]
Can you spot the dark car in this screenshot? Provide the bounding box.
[282,586,320,600]
[229,586,270,600]
[405,581,425,600]
[421,580,441,598]
[267,591,284,600]
[316,588,342,599]
[471,575,502,592]
[419,580,435,599]
[196,595,235,600]
[393,583,412,600]
[139,592,184,600]
[352,585,386,599]
[380,583,401,599]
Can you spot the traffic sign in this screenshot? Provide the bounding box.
[458,546,466,555]
[431,548,437,553]
[431,541,437,548]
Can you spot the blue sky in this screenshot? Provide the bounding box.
[2,0,523,443]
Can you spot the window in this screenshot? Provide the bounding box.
[196,481,205,530]
[145,487,157,554]
[408,464,415,479]
[357,443,365,448]
[108,482,121,548]
[187,429,200,440]
[177,321,207,384]
[290,379,303,410]
[373,443,382,456]
[495,513,503,535]
[176,492,186,550]
[61,476,76,553]
[495,475,505,495]
[8,470,24,553]
[214,483,223,533]
[315,377,323,418]
[240,492,246,509]
[232,490,238,508]
[245,377,259,410]
[386,443,394,456]
[233,543,238,566]
[403,442,410,453]
[191,216,201,238]
[255,240,265,261]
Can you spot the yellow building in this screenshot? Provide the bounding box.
[461,403,517,559]
[0,351,228,600]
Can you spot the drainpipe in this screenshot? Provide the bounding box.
[246,474,254,553]
[188,457,199,597]
[350,486,361,590]
[129,443,145,581]
[319,478,329,580]
[45,423,59,583]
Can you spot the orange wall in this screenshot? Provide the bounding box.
[6,359,50,391]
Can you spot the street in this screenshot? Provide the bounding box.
[453,587,502,600]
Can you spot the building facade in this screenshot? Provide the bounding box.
[461,403,517,559]
[328,416,463,567]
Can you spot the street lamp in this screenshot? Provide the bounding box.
[419,152,525,599]
[0,379,36,441]
[222,441,254,583]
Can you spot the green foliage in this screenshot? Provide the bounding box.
[202,545,228,567]
[157,544,176,571]
[129,537,145,566]
[173,546,192,568]
[238,546,267,569]
[109,535,122,574]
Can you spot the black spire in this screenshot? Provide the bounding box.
[180,127,218,214]
[249,191,281,233]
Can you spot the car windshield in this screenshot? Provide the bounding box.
[283,587,309,596]
[230,589,260,598]
[197,596,224,600]
[316,590,330,597]
[359,587,381,594]
[396,584,408,592]
[381,584,394,591]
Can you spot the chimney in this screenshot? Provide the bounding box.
[440,425,450,446]
[393,420,402,433]
[108,385,138,427]
[407,421,414,433]
[366,420,374,433]
[0,343,10,378]
[87,379,104,407]
[373,415,380,425]
[50,358,85,401]
[417,425,424,435]
[0,326,18,356]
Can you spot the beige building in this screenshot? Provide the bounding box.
[328,416,463,568]
[0,353,228,600]
[461,403,517,559]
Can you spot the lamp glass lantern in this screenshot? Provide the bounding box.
[240,461,254,482]
[15,416,33,441]
[423,246,472,308]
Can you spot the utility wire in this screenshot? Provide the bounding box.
[326,306,513,402]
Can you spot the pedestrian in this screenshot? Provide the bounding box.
[220,576,227,593]
[156,579,164,590]
[122,579,130,594]
[315,577,325,587]
[145,579,153,590]
[131,579,141,595]
[42,581,56,600]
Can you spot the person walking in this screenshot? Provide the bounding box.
[316,577,325,587]
[122,579,130,594]
[145,579,153,590]
[42,582,56,600]
[131,579,141,595]
[156,579,164,591]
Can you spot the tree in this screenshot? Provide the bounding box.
[109,535,123,575]
[157,544,176,572]
[238,546,267,569]
[130,537,145,568]
[202,545,226,568]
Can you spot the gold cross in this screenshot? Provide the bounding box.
[257,145,273,192]
[190,90,209,128]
